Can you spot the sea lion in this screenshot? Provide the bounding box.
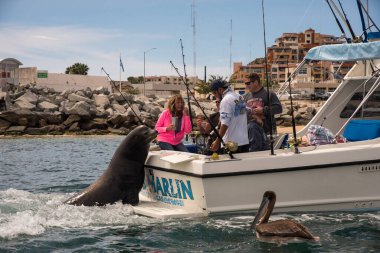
[65,125,157,206]
[250,191,319,243]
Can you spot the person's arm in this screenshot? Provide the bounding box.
[263,92,282,116]
[210,124,228,151]
[155,110,173,133]
[210,97,233,151]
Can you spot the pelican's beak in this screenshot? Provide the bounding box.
[250,194,271,230]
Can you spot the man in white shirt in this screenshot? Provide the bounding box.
[210,79,249,153]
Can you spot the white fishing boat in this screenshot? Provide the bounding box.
[133,41,380,219]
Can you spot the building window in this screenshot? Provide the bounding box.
[299,68,307,74]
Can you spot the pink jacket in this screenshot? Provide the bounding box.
[155,109,192,145]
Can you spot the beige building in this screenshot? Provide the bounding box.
[0,58,23,91]
[0,58,112,92]
[132,75,199,98]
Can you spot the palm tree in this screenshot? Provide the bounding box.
[65,63,89,75]
[194,75,227,98]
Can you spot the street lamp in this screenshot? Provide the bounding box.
[143,47,157,96]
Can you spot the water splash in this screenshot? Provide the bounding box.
[0,188,153,239]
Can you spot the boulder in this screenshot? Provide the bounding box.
[67,101,91,117]
[126,104,141,116]
[14,100,36,110]
[67,93,93,104]
[0,109,38,127]
[15,91,38,105]
[80,118,109,130]
[105,108,114,117]
[112,103,127,114]
[6,125,27,133]
[63,114,81,126]
[83,87,93,98]
[107,114,128,127]
[59,100,76,114]
[94,86,110,95]
[37,101,59,112]
[0,118,11,130]
[18,117,29,126]
[68,122,80,131]
[94,94,110,109]
[39,118,48,127]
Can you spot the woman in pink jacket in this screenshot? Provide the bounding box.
[155,94,192,151]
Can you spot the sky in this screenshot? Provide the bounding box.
[1,0,379,80]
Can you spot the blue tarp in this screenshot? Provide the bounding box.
[305,41,380,62]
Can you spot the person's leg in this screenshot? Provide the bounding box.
[173,143,189,152]
[157,141,175,151]
[248,121,267,152]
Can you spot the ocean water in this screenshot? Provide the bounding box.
[1,136,379,252]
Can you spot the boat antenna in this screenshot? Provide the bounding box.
[180,39,194,129]
[337,0,357,41]
[261,0,275,155]
[101,67,145,126]
[325,0,350,43]
[170,60,235,159]
[286,60,300,154]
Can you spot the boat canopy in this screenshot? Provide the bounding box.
[305,41,380,62]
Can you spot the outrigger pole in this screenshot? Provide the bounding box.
[170,60,235,159]
[101,67,145,126]
[261,0,275,155]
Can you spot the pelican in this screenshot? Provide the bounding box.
[250,191,319,243]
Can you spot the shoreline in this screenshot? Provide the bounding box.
[0,125,307,139]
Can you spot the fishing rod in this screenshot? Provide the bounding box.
[327,0,355,42]
[179,39,194,129]
[101,67,145,125]
[337,0,357,41]
[169,60,234,159]
[325,0,350,43]
[286,59,300,154]
[261,0,275,155]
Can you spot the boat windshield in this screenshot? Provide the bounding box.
[340,90,380,118]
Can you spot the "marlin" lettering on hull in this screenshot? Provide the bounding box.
[144,175,194,200]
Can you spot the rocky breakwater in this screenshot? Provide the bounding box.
[0,83,322,136]
[276,100,323,127]
[0,83,167,135]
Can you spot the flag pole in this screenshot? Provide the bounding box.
[119,53,122,92]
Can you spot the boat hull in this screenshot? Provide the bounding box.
[135,139,380,218]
